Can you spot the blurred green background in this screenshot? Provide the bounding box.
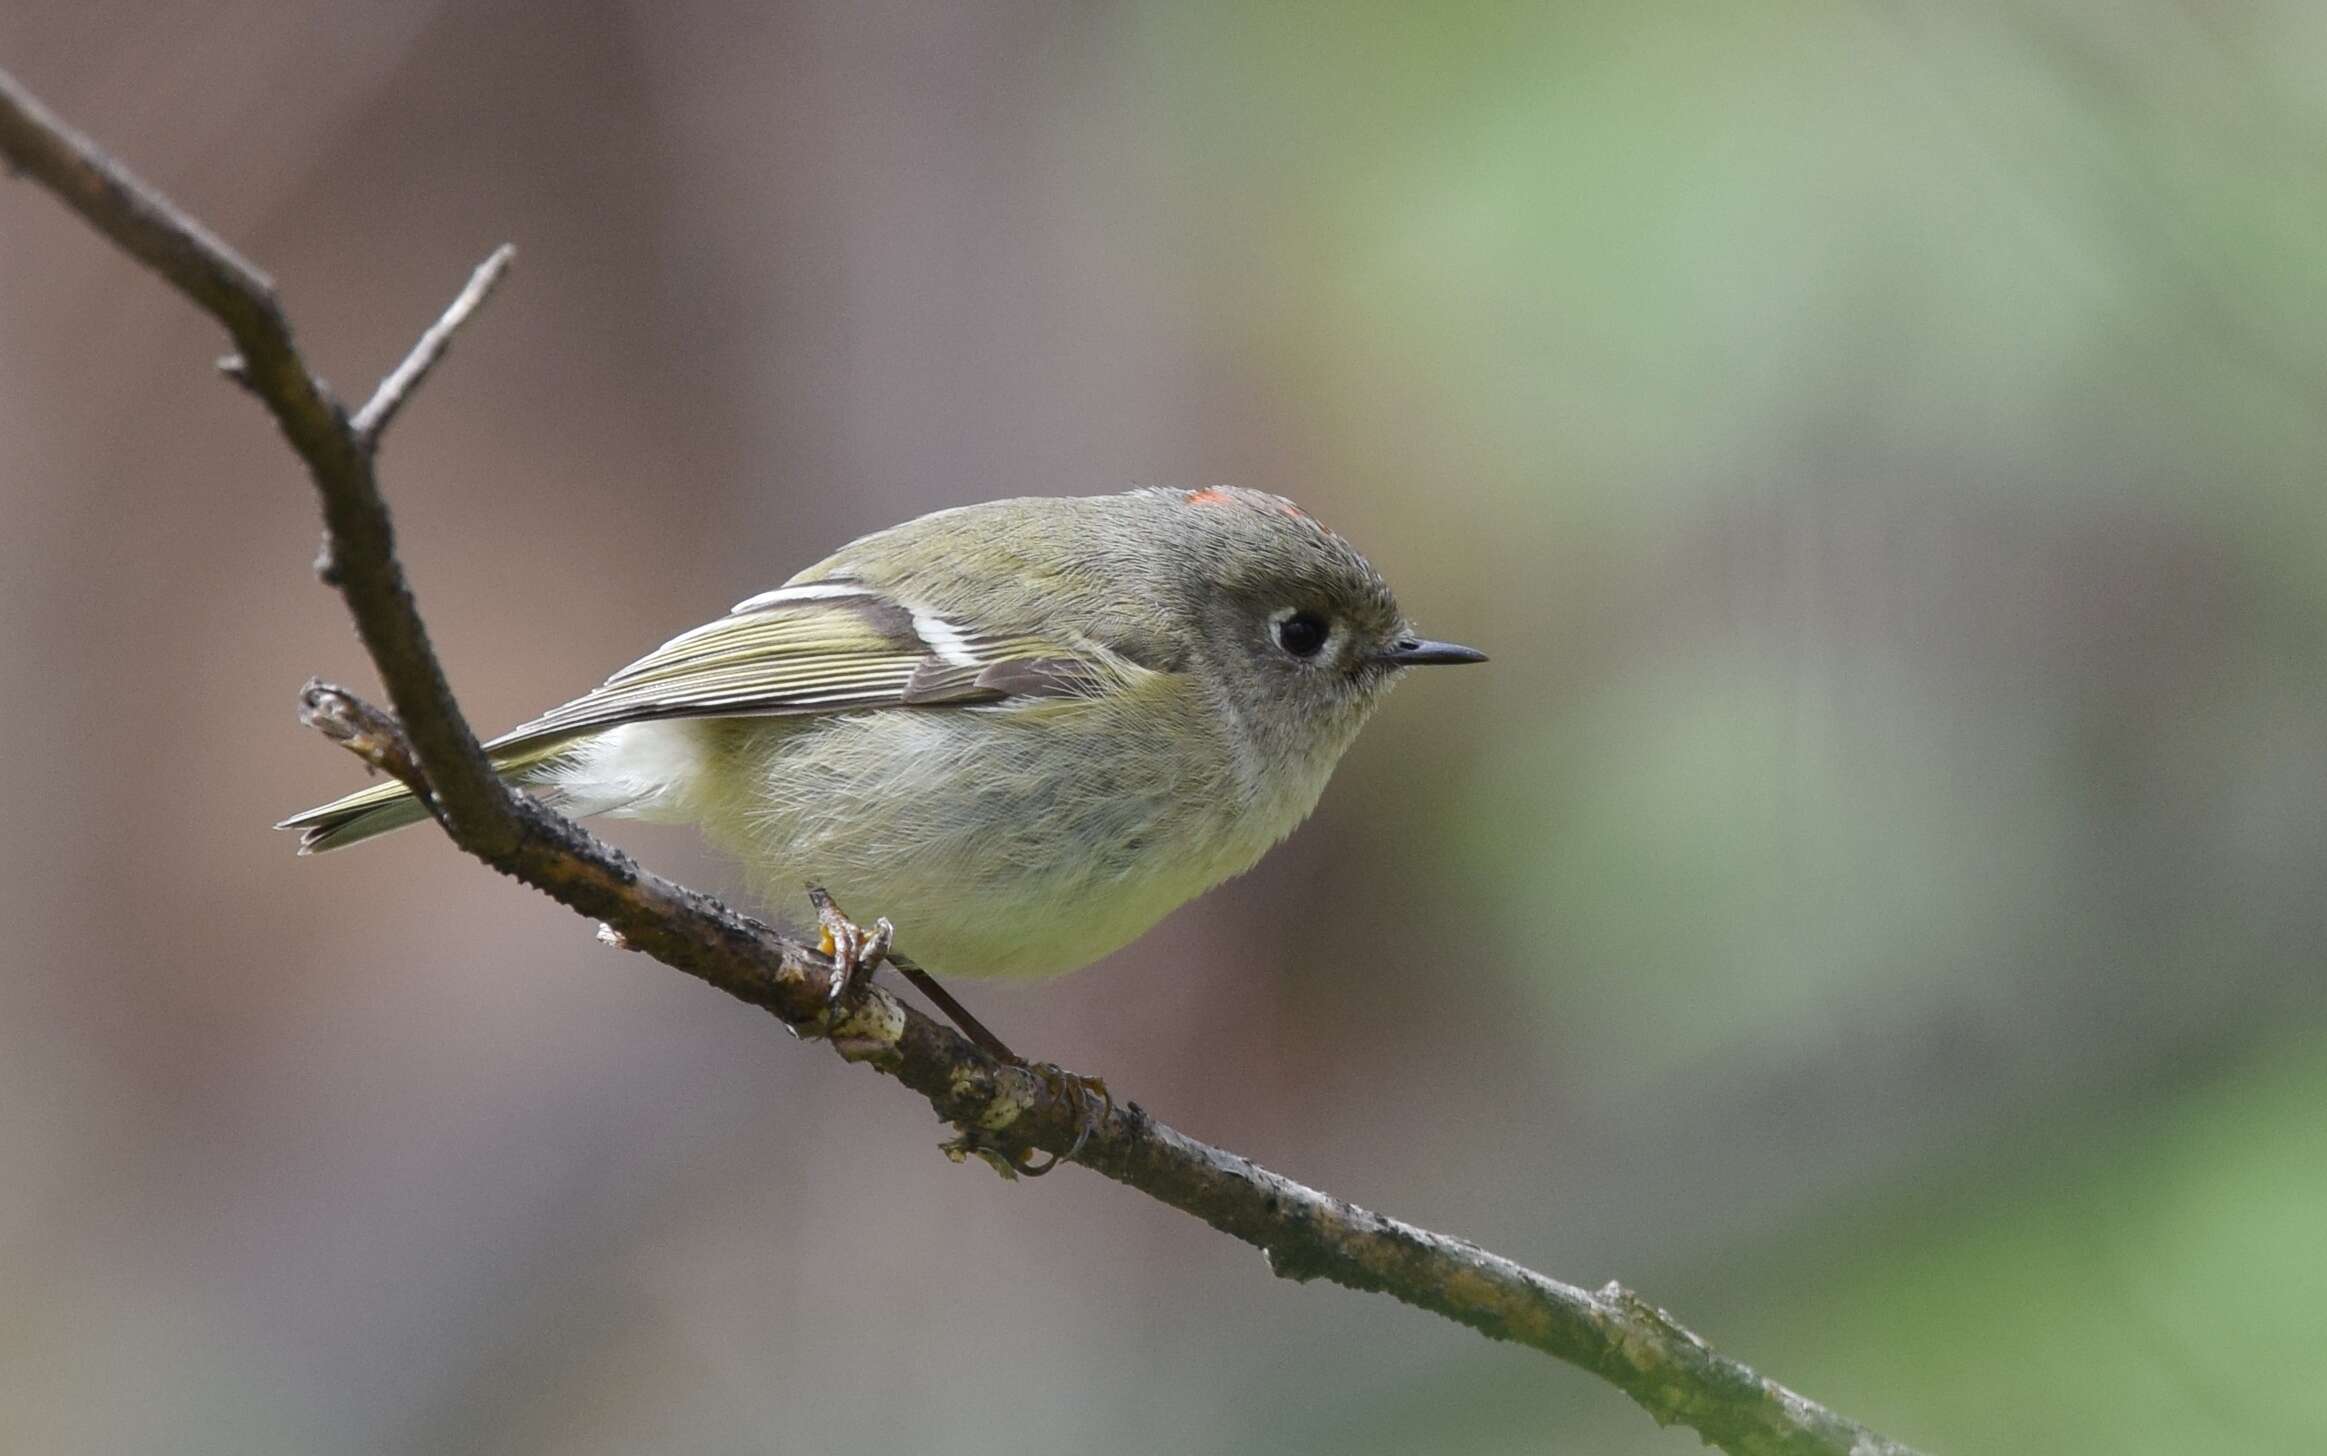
[4,3,2322,1452]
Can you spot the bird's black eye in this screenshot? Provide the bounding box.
[1274,611,1329,659]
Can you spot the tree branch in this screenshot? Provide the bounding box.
[350,243,517,443]
[0,62,1924,1456]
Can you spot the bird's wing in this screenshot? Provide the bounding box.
[485,581,1120,756]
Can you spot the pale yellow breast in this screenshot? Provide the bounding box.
[676,683,1283,978]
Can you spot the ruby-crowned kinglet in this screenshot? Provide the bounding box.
[281,487,1484,979]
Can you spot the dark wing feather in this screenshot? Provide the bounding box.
[483,585,1116,756]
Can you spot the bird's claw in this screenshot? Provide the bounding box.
[806,885,893,1023]
[939,1065,1109,1180]
[1008,1063,1111,1176]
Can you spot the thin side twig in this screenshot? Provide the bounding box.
[0,61,1924,1456]
[351,243,517,443]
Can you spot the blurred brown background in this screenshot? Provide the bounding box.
[4,4,2324,1452]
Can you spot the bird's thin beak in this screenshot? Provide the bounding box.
[1376,637,1488,667]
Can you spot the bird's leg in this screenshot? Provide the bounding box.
[890,954,1019,1061]
[805,885,893,1016]
[891,952,1110,1176]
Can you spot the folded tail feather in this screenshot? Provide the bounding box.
[275,739,574,854]
[278,785,436,853]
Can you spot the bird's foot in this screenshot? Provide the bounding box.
[1006,1062,1112,1176]
[877,950,1112,1176]
[806,885,893,1023]
[939,1061,1110,1178]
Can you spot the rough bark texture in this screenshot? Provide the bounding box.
[1,63,1924,1456]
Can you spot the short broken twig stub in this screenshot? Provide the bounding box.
[297,678,425,790]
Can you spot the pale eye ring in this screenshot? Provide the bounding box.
[1271,608,1331,659]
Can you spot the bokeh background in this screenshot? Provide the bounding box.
[5,3,2324,1452]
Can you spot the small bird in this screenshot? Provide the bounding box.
[282,487,1483,998]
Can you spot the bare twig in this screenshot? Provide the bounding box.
[351,243,517,443]
[0,61,1924,1456]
